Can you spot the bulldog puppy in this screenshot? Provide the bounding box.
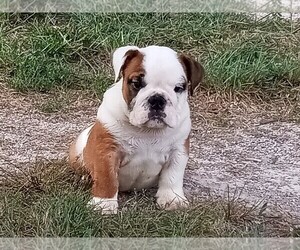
[69,45,204,214]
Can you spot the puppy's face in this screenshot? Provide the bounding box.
[113,46,204,129]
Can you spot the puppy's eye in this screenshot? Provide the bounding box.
[129,75,145,91]
[131,79,143,90]
[174,84,186,93]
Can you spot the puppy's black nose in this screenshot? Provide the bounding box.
[148,94,166,111]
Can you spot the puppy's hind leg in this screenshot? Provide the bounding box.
[84,122,121,215]
[87,150,120,215]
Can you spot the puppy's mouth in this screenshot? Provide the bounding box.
[144,111,171,128]
[148,111,167,121]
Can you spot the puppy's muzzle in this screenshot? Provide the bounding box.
[148,94,167,121]
[148,94,166,111]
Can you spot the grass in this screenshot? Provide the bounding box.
[0,13,299,95]
[0,160,298,237]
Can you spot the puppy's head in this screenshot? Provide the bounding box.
[113,45,204,129]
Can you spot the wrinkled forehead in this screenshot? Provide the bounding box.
[140,46,187,85]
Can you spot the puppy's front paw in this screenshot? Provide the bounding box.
[88,197,118,215]
[156,191,189,210]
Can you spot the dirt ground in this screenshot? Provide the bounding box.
[1,85,299,219]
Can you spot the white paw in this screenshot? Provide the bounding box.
[156,190,189,210]
[88,197,118,215]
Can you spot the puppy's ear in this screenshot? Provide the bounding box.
[179,54,204,96]
[112,46,140,82]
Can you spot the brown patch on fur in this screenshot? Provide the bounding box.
[82,121,121,198]
[178,54,204,96]
[184,135,190,155]
[121,50,145,105]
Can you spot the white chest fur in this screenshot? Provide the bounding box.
[118,136,171,191]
